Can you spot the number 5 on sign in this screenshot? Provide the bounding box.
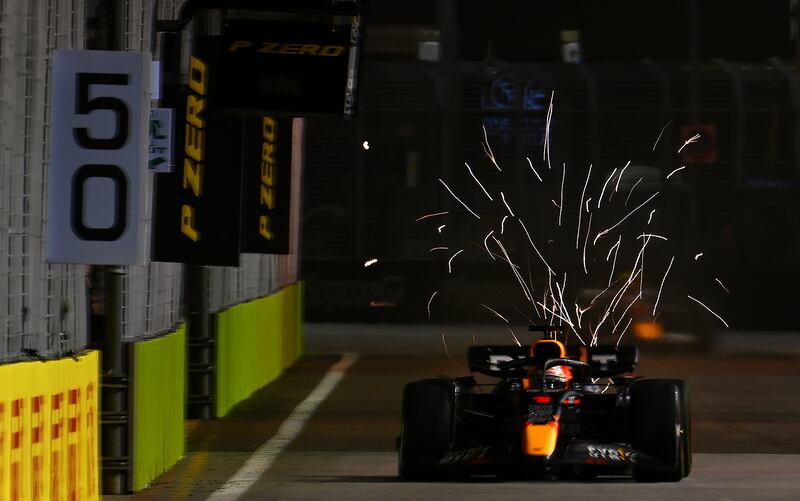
[46,50,150,265]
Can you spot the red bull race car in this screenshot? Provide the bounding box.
[398,326,691,482]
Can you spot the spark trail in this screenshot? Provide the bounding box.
[419,99,728,348]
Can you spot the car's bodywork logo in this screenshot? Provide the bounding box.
[586,445,638,463]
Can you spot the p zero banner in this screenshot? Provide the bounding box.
[47,50,149,265]
[151,37,242,266]
[240,116,292,254]
[214,19,360,116]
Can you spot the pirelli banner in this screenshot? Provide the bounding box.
[152,37,243,266]
[240,115,292,254]
[216,19,359,117]
[0,351,100,501]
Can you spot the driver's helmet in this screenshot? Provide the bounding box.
[543,364,572,391]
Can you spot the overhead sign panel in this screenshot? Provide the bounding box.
[151,38,242,266]
[240,115,292,254]
[212,19,360,116]
[47,49,149,265]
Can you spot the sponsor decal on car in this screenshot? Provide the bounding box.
[527,403,555,424]
[586,445,638,464]
[439,446,491,465]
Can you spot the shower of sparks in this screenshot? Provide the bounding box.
[500,192,515,216]
[441,332,452,360]
[480,303,510,323]
[447,249,465,274]
[653,256,674,315]
[482,124,502,171]
[415,211,448,222]
[687,294,729,327]
[596,269,642,342]
[612,291,643,335]
[666,165,686,179]
[652,119,673,151]
[597,168,618,209]
[483,230,496,260]
[419,100,728,349]
[465,162,494,201]
[527,258,544,319]
[615,318,634,346]
[625,178,643,207]
[559,162,566,226]
[606,236,622,287]
[594,192,660,245]
[506,296,536,324]
[678,133,701,154]
[518,219,555,276]
[582,213,593,274]
[439,178,481,219]
[544,91,555,169]
[576,164,593,249]
[475,237,521,270]
[362,140,370,150]
[526,157,543,181]
[637,233,667,241]
[427,291,438,319]
[614,161,631,194]
[493,235,535,303]
[437,224,446,233]
[363,258,378,267]
[715,278,730,294]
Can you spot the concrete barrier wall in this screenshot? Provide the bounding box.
[131,326,186,492]
[216,284,304,417]
[0,351,100,500]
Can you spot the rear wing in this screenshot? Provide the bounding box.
[569,345,639,377]
[468,344,638,378]
[467,345,528,377]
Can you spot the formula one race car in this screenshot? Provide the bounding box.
[398,326,691,482]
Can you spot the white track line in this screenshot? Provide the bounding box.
[206,353,359,500]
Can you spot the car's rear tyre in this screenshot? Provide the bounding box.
[398,378,455,480]
[629,378,691,482]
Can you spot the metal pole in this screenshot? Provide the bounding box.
[90,0,129,494]
[184,9,216,420]
[101,266,126,493]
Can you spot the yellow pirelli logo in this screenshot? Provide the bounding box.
[180,56,208,242]
[227,41,346,57]
[259,117,277,241]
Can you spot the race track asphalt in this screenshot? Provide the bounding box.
[112,323,800,500]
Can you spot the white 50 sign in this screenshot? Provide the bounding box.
[47,50,149,264]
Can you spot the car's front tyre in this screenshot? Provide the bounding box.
[398,378,455,480]
[629,378,691,482]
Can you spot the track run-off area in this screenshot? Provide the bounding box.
[113,324,800,500]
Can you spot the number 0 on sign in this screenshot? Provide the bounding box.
[46,50,150,265]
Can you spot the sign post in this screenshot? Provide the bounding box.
[148,108,174,172]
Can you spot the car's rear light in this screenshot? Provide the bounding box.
[632,320,664,340]
[532,395,551,404]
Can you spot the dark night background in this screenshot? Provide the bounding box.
[300,0,800,333]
